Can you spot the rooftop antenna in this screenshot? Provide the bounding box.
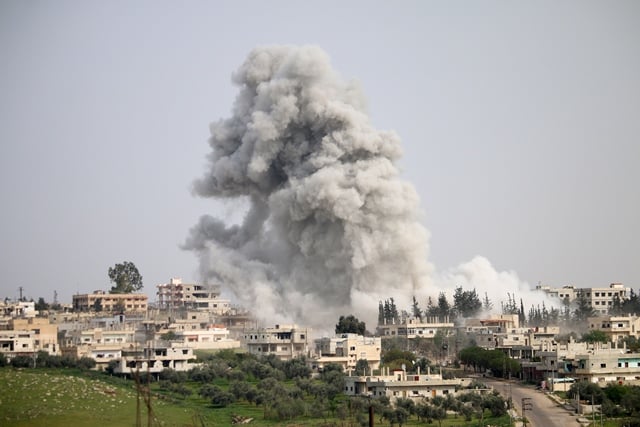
[18,286,24,301]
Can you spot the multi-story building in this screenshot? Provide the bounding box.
[156,278,231,314]
[588,314,640,342]
[344,368,466,402]
[571,344,640,385]
[0,301,36,318]
[59,326,138,370]
[313,334,381,373]
[0,317,59,359]
[536,283,631,314]
[114,344,198,374]
[242,324,311,360]
[72,291,148,313]
[377,316,455,339]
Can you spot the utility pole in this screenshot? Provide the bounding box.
[521,397,533,427]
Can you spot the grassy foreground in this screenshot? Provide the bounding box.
[0,367,513,426]
[0,368,232,427]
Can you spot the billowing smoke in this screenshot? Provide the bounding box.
[185,45,432,330]
[433,256,552,315]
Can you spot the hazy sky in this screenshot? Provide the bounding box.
[1,1,638,305]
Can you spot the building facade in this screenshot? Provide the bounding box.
[313,334,382,372]
[72,291,148,313]
[536,283,630,314]
[377,317,455,339]
[242,324,311,360]
[344,368,466,402]
[156,278,231,314]
[588,314,640,342]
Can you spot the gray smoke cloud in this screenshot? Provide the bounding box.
[185,45,432,330]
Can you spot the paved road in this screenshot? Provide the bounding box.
[482,378,581,427]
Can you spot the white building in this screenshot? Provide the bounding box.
[114,344,198,374]
[242,324,311,360]
[344,368,465,402]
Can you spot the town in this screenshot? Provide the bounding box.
[2,267,640,426]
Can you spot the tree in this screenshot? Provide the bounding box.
[436,292,451,322]
[92,297,103,312]
[355,358,370,376]
[108,261,143,293]
[335,315,366,335]
[453,286,482,319]
[482,292,493,312]
[581,330,608,343]
[412,296,422,321]
[34,297,49,312]
[573,291,596,323]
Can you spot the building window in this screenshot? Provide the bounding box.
[600,363,606,368]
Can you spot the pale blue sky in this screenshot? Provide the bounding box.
[1,1,638,304]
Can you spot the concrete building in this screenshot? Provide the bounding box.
[313,334,381,373]
[0,317,59,359]
[536,283,631,314]
[162,325,240,351]
[344,368,466,402]
[571,345,640,385]
[0,300,36,318]
[114,344,198,374]
[242,324,311,360]
[72,291,148,313]
[156,278,231,314]
[588,314,640,342]
[377,317,455,339]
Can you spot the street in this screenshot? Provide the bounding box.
[482,378,581,427]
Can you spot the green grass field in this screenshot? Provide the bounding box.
[0,367,513,426]
[0,368,325,426]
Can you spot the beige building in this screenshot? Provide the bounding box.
[588,314,640,342]
[242,324,311,360]
[0,317,59,359]
[72,291,148,313]
[313,334,381,372]
[377,317,455,339]
[572,345,640,385]
[536,283,630,314]
[161,325,240,351]
[156,278,231,314]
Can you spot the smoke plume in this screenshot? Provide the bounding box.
[185,45,432,329]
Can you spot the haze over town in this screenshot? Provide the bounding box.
[1,2,638,323]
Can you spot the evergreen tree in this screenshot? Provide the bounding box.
[389,298,399,323]
[573,291,596,323]
[518,299,526,326]
[437,292,451,322]
[453,286,482,319]
[482,292,493,312]
[412,296,422,321]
